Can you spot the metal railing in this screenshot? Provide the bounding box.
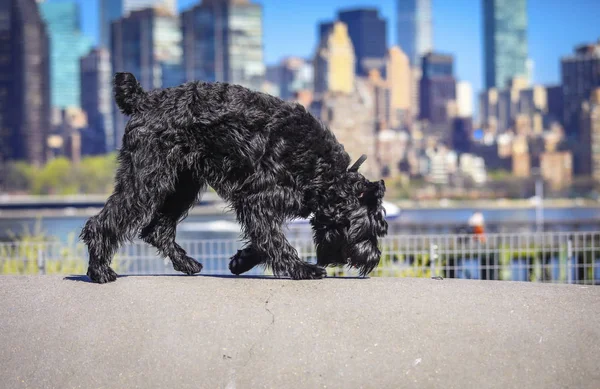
[1,231,599,285]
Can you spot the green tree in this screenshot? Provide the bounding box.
[31,157,76,195]
[3,161,36,192]
[77,153,117,194]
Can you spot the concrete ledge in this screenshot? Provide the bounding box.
[0,276,599,389]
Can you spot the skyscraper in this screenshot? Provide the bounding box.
[337,8,387,76]
[99,0,177,49]
[483,0,528,89]
[181,0,265,91]
[386,46,411,128]
[397,0,433,66]
[313,21,355,96]
[99,0,122,49]
[81,48,113,153]
[0,0,50,166]
[39,1,92,109]
[419,52,456,126]
[111,7,182,148]
[561,40,600,139]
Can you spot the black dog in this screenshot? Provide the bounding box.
[80,72,388,283]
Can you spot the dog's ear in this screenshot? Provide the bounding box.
[359,180,385,206]
[114,72,146,115]
[348,154,367,172]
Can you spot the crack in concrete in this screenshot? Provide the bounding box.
[241,285,281,368]
[264,291,275,325]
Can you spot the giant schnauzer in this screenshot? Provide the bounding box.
[80,72,388,283]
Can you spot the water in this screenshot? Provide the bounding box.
[2,206,600,243]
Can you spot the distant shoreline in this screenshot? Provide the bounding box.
[393,198,600,209]
[0,197,598,219]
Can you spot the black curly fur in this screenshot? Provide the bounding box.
[80,72,388,283]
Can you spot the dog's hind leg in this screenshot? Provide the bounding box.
[80,193,128,283]
[140,173,205,275]
[80,150,182,283]
[235,193,326,280]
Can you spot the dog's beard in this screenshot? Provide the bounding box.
[346,239,382,276]
[314,207,387,276]
[345,209,387,276]
[312,177,388,276]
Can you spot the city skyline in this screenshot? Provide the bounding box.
[69,0,600,99]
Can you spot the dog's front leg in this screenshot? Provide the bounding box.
[236,206,326,280]
[229,245,263,276]
[140,173,205,276]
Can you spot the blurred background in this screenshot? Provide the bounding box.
[1,0,600,246]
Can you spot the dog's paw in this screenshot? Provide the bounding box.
[290,264,327,280]
[229,249,261,275]
[87,265,118,284]
[173,256,203,275]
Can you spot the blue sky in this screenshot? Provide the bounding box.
[75,0,599,96]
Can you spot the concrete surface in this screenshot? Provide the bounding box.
[0,275,599,389]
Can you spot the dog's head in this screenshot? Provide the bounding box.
[311,155,388,276]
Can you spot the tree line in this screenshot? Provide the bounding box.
[2,153,118,195]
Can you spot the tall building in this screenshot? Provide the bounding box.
[337,8,387,76]
[579,88,600,179]
[456,81,473,118]
[80,48,113,153]
[0,0,50,166]
[483,0,528,89]
[99,0,177,48]
[419,52,456,126]
[111,8,182,148]
[309,79,379,179]
[561,40,600,138]
[181,0,264,91]
[276,57,313,101]
[546,85,563,125]
[397,0,433,66]
[452,117,473,154]
[318,21,335,46]
[314,21,355,96]
[39,1,92,110]
[99,0,122,49]
[386,46,411,128]
[367,70,391,130]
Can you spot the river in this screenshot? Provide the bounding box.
[1,206,599,243]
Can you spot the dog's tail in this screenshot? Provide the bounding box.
[114,72,146,115]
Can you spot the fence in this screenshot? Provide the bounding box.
[1,231,600,285]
